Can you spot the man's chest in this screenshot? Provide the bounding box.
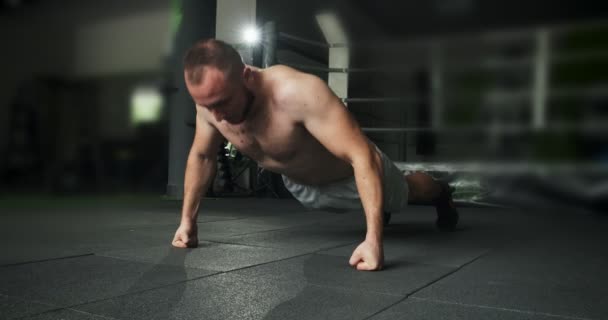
[217,110,306,164]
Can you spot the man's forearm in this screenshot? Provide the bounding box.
[352,151,385,242]
[181,152,217,225]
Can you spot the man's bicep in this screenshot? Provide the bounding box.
[191,108,224,159]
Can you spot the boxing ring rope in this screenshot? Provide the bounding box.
[279,64,413,74]
[278,32,344,49]
[359,124,608,134]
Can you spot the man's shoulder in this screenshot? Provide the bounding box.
[266,64,303,77]
[267,65,324,106]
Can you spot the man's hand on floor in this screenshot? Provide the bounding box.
[349,239,384,271]
[172,222,198,248]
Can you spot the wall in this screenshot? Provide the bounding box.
[0,0,171,172]
[71,10,171,77]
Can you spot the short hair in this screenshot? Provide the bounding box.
[183,39,244,85]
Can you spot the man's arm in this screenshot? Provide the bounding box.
[287,74,385,270]
[172,106,224,248]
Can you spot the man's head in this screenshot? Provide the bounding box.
[183,39,254,124]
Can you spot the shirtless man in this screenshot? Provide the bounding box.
[171,39,458,271]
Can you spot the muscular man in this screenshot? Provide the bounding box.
[172,39,458,271]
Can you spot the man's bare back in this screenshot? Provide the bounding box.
[198,65,353,186]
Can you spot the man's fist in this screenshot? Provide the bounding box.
[172,223,198,248]
[349,240,384,271]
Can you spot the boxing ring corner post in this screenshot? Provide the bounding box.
[262,21,277,68]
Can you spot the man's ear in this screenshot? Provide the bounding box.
[243,66,252,79]
[242,66,255,88]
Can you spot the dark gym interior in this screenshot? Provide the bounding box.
[1,1,607,319]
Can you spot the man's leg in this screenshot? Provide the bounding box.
[405,172,442,204]
[405,172,459,231]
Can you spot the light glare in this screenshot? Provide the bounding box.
[242,26,260,44]
[131,87,163,125]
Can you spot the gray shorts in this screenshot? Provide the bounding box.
[281,148,409,213]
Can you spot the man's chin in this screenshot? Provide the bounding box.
[225,117,245,124]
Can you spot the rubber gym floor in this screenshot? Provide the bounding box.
[1,195,607,319]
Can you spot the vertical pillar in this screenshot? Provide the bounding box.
[262,21,277,68]
[166,0,217,198]
[532,29,550,130]
[430,43,444,130]
[316,13,349,103]
[328,47,349,102]
[216,0,257,65]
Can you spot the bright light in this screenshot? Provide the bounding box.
[130,86,163,125]
[242,25,261,45]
